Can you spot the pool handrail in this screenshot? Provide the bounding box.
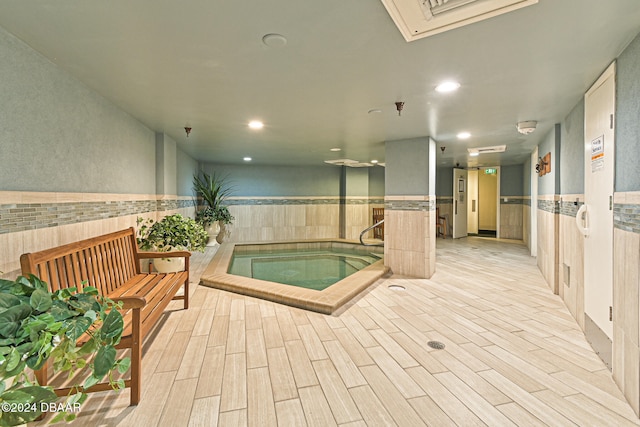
[359,219,384,246]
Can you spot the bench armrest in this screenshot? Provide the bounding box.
[113,295,147,309]
[138,250,192,259]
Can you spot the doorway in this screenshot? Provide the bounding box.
[452,168,468,238]
[452,167,500,239]
[581,62,616,350]
[478,167,500,238]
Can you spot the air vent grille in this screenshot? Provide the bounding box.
[380,0,538,42]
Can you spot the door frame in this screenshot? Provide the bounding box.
[530,147,538,256]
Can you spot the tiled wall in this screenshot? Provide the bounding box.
[384,196,435,278]
[613,192,640,415]
[558,194,585,330]
[537,195,560,294]
[219,197,384,243]
[499,198,524,240]
[0,191,194,278]
[522,197,531,249]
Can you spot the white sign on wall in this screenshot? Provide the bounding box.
[591,135,604,173]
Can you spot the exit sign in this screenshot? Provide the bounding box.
[484,168,497,175]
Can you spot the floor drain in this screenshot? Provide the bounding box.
[427,341,446,350]
[388,285,406,291]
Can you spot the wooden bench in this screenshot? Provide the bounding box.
[19,227,191,406]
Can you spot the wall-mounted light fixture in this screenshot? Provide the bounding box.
[536,152,551,176]
[395,102,405,116]
[184,127,192,137]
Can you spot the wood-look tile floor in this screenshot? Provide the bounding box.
[37,237,640,426]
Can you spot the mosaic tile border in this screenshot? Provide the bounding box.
[500,198,525,205]
[559,200,584,217]
[385,199,435,211]
[226,198,384,206]
[614,203,640,234]
[436,197,453,205]
[0,199,193,235]
[538,199,560,214]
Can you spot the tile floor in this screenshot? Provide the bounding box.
[36,237,640,426]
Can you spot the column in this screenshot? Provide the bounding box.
[384,137,436,278]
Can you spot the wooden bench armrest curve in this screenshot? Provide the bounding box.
[137,250,192,259]
[113,295,147,309]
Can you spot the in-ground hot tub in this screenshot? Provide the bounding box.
[200,240,387,314]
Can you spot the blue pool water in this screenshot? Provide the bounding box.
[228,248,381,291]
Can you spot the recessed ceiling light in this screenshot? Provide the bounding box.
[457,132,471,139]
[469,152,479,157]
[243,157,252,161]
[248,120,264,129]
[371,160,379,164]
[330,148,341,152]
[368,109,382,114]
[435,81,460,93]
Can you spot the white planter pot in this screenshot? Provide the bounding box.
[217,222,228,244]
[153,257,185,273]
[205,222,221,246]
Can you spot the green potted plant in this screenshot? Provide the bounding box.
[0,275,128,426]
[193,172,235,243]
[194,207,219,246]
[136,214,208,272]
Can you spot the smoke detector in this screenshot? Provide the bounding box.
[517,120,537,135]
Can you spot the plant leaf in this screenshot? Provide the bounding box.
[0,304,32,338]
[94,345,117,377]
[101,309,123,340]
[30,288,53,312]
[63,317,92,340]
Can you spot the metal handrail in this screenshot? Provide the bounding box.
[359,219,384,246]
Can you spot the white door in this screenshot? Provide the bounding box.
[580,62,615,339]
[453,168,468,238]
[467,169,479,234]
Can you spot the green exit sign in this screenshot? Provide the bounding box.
[484,168,497,175]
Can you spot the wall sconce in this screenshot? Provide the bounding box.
[395,102,404,116]
[536,152,551,176]
[184,127,192,137]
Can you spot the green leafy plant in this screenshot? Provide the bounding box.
[192,172,235,225]
[195,206,234,227]
[0,275,129,426]
[136,214,208,252]
[194,207,216,228]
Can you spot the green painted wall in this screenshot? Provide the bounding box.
[616,32,640,192]
[0,26,159,194]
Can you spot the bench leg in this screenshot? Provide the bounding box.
[35,362,48,387]
[184,257,190,310]
[130,310,142,405]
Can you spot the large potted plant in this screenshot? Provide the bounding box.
[194,207,220,246]
[0,275,128,426]
[136,214,207,273]
[193,172,235,243]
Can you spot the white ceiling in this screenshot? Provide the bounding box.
[1,1,639,168]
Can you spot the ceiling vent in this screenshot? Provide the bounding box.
[468,145,507,155]
[324,159,374,167]
[380,0,538,42]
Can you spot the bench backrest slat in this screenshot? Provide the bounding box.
[20,228,140,295]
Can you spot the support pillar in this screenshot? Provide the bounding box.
[384,137,436,278]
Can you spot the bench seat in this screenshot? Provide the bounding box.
[20,227,191,405]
